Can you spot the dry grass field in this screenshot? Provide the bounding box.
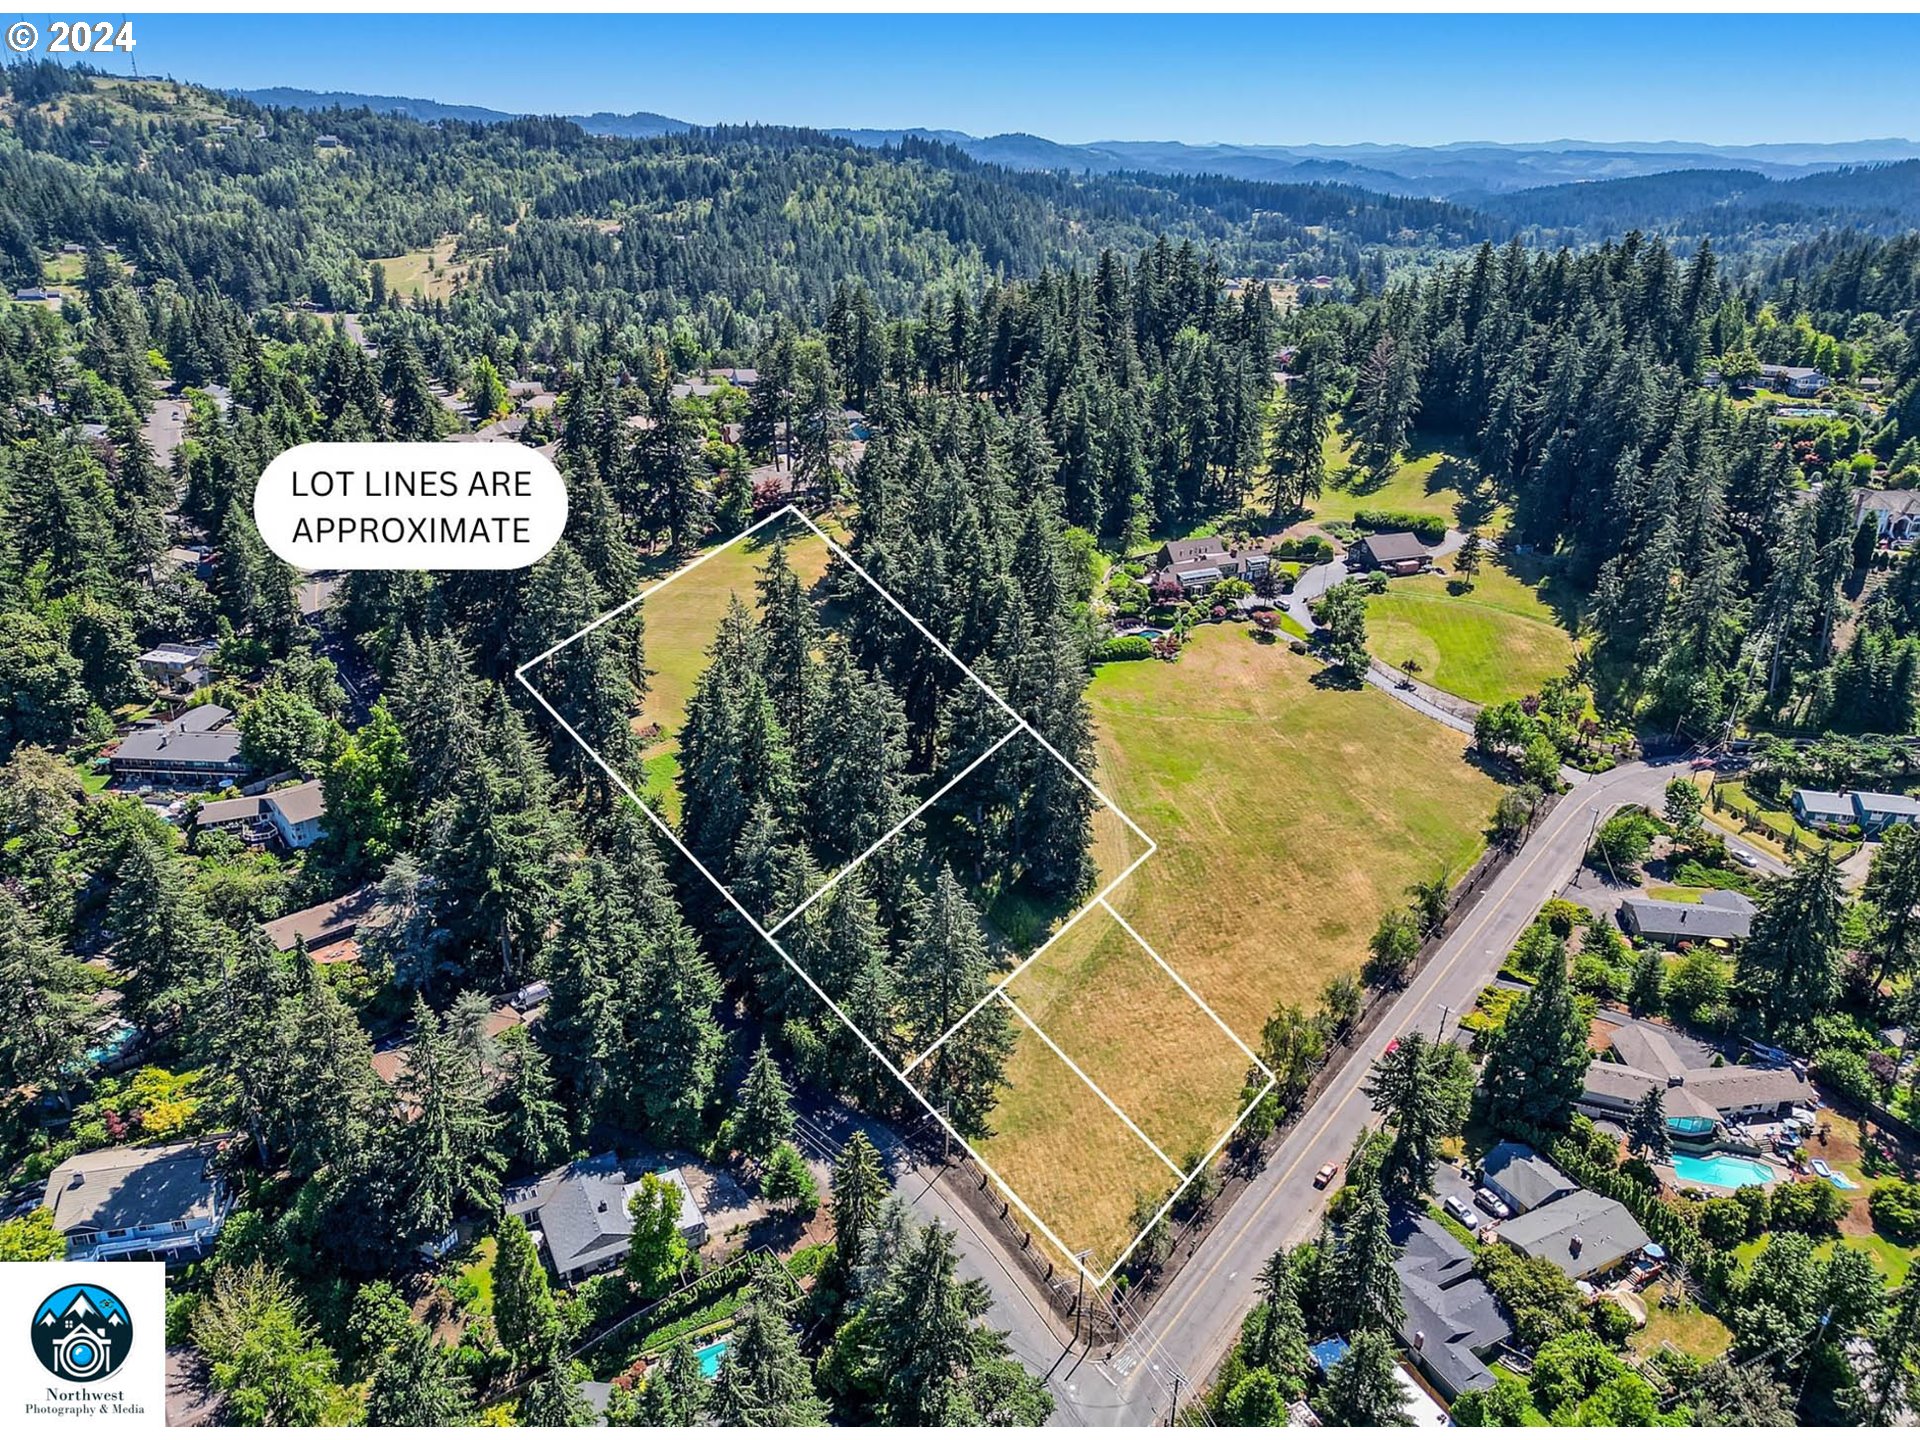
[962,624,1502,1269]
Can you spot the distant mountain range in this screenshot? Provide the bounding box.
[231,86,1920,201]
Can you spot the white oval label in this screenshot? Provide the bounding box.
[254,442,568,570]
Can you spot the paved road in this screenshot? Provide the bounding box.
[1059,753,1692,1425]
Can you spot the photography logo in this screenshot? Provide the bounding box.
[30,1284,133,1384]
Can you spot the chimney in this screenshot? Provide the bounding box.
[1570,1234,1584,1256]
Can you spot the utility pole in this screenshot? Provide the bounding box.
[1072,1248,1094,1347]
[1168,1369,1183,1426]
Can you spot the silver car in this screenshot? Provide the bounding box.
[1444,1194,1478,1228]
[1474,1186,1511,1219]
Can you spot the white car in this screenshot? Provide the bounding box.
[1730,847,1760,869]
[1444,1194,1478,1228]
[1474,1187,1511,1220]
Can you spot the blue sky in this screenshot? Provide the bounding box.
[52,13,1920,146]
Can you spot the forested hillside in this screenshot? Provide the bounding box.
[7,55,1920,1428]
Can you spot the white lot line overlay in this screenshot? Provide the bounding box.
[519,503,1272,1286]
[765,719,1024,936]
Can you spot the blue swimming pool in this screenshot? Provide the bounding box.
[1130,628,1165,640]
[695,1338,729,1379]
[1672,1153,1776,1189]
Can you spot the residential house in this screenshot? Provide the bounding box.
[1852,791,1920,834]
[1478,1141,1577,1217]
[163,546,217,582]
[1578,1020,1810,1136]
[1150,534,1275,594]
[1391,1211,1512,1401]
[46,1138,233,1262]
[109,704,246,787]
[1495,1190,1650,1282]
[14,286,63,304]
[1792,788,1857,828]
[1791,787,1920,834]
[1618,889,1756,946]
[1757,363,1826,398]
[196,781,327,850]
[505,1154,708,1284]
[136,640,216,689]
[1351,531,1433,575]
[315,134,343,148]
[261,884,388,964]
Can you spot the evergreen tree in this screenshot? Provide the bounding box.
[1328,1173,1404,1336]
[1626,1085,1673,1163]
[1478,937,1589,1130]
[832,1131,889,1275]
[394,996,505,1245]
[1320,1329,1410,1426]
[364,1325,472,1427]
[733,1039,797,1164]
[0,888,95,1093]
[1737,848,1846,1039]
[1240,1246,1309,1387]
[1363,1033,1474,1202]
[493,1213,561,1372]
[710,1262,829,1425]
[620,1339,708,1425]
[520,1367,593,1427]
[902,869,1013,1136]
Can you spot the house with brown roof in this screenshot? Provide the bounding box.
[1150,534,1276,594]
[1351,531,1433,575]
[261,884,388,964]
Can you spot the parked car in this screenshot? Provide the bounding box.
[1444,1194,1478,1228]
[1473,1187,1511,1219]
[1313,1162,1339,1189]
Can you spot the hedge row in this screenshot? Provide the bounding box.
[1094,635,1155,663]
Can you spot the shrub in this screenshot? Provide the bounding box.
[1870,1180,1920,1242]
[1353,508,1448,544]
[1093,635,1154,663]
[1812,1047,1876,1111]
[1768,1178,1849,1234]
[1589,1297,1636,1347]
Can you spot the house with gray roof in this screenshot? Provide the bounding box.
[1579,1020,1809,1136]
[1390,1211,1511,1402]
[109,704,247,786]
[1618,889,1755,946]
[1479,1141,1577,1216]
[1496,1190,1649,1281]
[506,1153,707,1284]
[46,1138,233,1263]
[1792,788,1855,827]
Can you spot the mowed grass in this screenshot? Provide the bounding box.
[1364,558,1578,706]
[1089,627,1502,1038]
[1305,427,1492,531]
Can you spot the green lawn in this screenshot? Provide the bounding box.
[1305,427,1495,531]
[1364,557,1578,706]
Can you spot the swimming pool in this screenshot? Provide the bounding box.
[694,1338,729,1379]
[1672,1153,1776,1190]
[1130,628,1165,640]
